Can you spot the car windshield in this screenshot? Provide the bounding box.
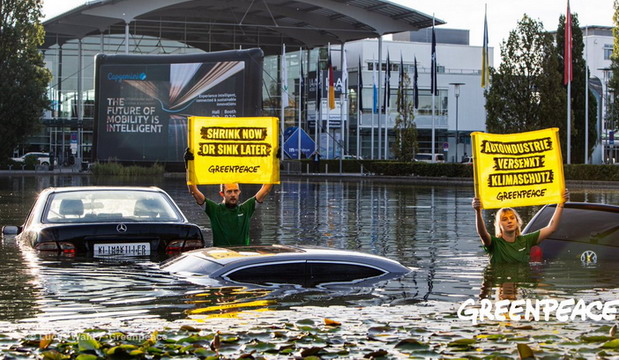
[43,190,182,223]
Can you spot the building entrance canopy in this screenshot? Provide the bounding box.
[42,0,444,54]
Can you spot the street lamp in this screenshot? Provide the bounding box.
[449,82,465,163]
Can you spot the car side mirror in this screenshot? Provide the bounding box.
[2,226,21,235]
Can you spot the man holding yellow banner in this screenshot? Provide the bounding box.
[185,116,279,247]
[470,128,569,263]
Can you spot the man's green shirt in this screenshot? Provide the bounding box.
[484,230,540,264]
[203,197,257,247]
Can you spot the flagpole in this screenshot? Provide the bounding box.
[316,54,321,162]
[377,37,383,160]
[585,26,589,164]
[357,60,361,158]
[281,44,287,157]
[565,0,572,165]
[327,43,331,159]
[372,55,376,160]
[341,43,347,159]
[384,51,390,159]
[298,47,303,160]
[431,15,436,163]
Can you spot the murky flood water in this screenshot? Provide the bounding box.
[1,174,618,338]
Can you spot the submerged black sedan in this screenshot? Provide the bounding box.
[2,186,204,257]
[161,245,412,288]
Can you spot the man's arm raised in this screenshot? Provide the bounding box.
[188,183,206,205]
[255,184,273,203]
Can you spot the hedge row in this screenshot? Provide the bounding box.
[292,160,619,182]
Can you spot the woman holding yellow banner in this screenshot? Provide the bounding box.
[471,189,569,264]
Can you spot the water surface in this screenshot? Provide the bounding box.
[1,174,618,333]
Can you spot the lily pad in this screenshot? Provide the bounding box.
[77,333,100,352]
[601,339,619,349]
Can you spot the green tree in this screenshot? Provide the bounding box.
[608,0,619,139]
[485,15,566,152]
[0,0,51,161]
[391,71,417,161]
[556,13,598,164]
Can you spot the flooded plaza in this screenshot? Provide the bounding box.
[0,174,618,358]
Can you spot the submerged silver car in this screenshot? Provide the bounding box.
[161,245,411,288]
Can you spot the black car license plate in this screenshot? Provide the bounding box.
[94,242,151,257]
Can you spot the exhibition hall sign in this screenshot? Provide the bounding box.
[94,49,264,163]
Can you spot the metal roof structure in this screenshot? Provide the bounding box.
[42,0,444,55]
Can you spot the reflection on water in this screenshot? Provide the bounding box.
[0,174,618,329]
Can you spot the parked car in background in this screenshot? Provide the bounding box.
[414,153,445,163]
[162,245,411,289]
[461,156,473,165]
[2,186,204,257]
[11,152,52,166]
[335,155,364,160]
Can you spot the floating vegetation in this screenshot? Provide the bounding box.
[2,306,618,359]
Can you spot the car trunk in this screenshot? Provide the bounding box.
[37,223,203,256]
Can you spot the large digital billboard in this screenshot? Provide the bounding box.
[93,49,264,163]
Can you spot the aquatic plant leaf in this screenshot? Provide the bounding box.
[394,338,428,350]
[77,334,100,352]
[581,336,613,343]
[41,350,69,360]
[297,319,315,325]
[610,324,617,338]
[516,343,535,359]
[129,350,145,356]
[324,318,341,327]
[75,355,97,360]
[244,341,276,351]
[146,346,165,354]
[193,347,218,358]
[180,325,201,333]
[447,338,476,347]
[300,346,323,357]
[601,339,619,349]
[39,334,54,349]
[364,349,388,358]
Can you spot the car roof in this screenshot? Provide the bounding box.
[40,186,166,195]
[176,245,410,272]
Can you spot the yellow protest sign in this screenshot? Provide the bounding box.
[471,128,565,209]
[187,116,280,185]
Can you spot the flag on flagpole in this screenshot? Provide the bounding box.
[431,22,438,96]
[384,52,391,110]
[372,59,378,114]
[328,53,335,110]
[281,44,289,107]
[481,5,489,88]
[300,60,305,112]
[564,0,573,85]
[358,57,363,110]
[413,56,419,109]
[398,53,404,113]
[342,50,348,94]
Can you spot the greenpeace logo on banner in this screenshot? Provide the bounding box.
[107,72,147,82]
[457,298,619,325]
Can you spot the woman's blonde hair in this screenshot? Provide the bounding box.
[494,208,523,237]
